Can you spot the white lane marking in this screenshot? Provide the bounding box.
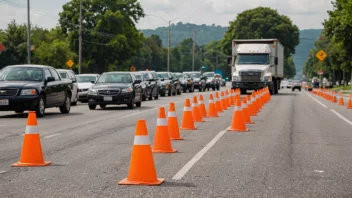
[0,125,4,127]
[0,170,7,174]
[314,170,324,173]
[44,133,61,139]
[172,127,229,180]
[330,109,352,126]
[304,92,327,108]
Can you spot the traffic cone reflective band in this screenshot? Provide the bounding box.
[230,89,235,105]
[198,94,207,118]
[242,98,254,124]
[236,89,241,101]
[168,102,183,140]
[12,111,51,167]
[347,94,352,109]
[152,107,177,153]
[180,99,197,130]
[228,99,249,132]
[118,120,165,185]
[192,96,204,122]
[253,92,260,113]
[207,94,218,117]
[220,92,227,110]
[215,92,223,112]
[338,92,344,106]
[247,95,257,116]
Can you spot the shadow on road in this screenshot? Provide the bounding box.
[0,112,84,119]
[96,106,157,111]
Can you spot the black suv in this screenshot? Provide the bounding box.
[132,72,152,101]
[0,65,73,117]
[156,72,181,96]
[87,72,143,109]
[292,80,302,91]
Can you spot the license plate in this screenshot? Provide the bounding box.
[165,84,169,89]
[104,97,112,101]
[0,99,9,106]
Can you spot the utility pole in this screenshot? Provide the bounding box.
[167,20,170,72]
[78,0,83,74]
[27,0,31,64]
[192,30,196,71]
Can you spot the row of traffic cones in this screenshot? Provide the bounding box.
[312,88,352,109]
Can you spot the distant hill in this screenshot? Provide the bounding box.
[140,24,322,77]
[140,22,228,47]
[293,29,323,78]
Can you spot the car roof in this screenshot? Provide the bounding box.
[156,72,169,73]
[102,72,131,75]
[76,74,99,76]
[4,64,54,69]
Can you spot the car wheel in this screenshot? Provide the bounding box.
[100,104,106,109]
[142,92,146,101]
[60,93,71,114]
[168,90,172,96]
[35,95,46,118]
[136,99,142,107]
[71,102,77,106]
[299,88,301,91]
[128,98,135,109]
[154,89,159,99]
[15,110,24,114]
[89,104,96,110]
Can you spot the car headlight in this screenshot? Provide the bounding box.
[88,88,97,95]
[233,76,240,81]
[121,87,133,93]
[263,76,272,82]
[20,89,37,95]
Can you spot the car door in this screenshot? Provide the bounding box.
[49,68,65,105]
[148,73,157,96]
[43,69,55,107]
[68,71,78,101]
[132,74,142,101]
[143,73,151,97]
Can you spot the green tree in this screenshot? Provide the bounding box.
[221,7,300,78]
[59,0,145,73]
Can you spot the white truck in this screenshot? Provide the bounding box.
[227,39,284,95]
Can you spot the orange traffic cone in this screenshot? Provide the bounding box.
[152,107,177,153]
[180,99,197,130]
[225,90,230,108]
[228,99,249,132]
[230,89,235,106]
[12,111,51,167]
[347,94,352,109]
[242,98,254,124]
[207,94,218,117]
[236,89,241,101]
[168,102,183,140]
[338,92,345,106]
[119,120,165,185]
[247,95,256,116]
[332,92,337,103]
[252,92,260,113]
[192,96,204,122]
[220,91,228,110]
[198,94,207,118]
[215,92,223,113]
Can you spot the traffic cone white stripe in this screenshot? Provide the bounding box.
[25,126,38,134]
[242,103,248,108]
[199,101,204,104]
[168,112,177,117]
[234,106,242,111]
[157,118,167,126]
[209,100,214,103]
[133,135,150,145]
[192,103,199,107]
[184,107,192,111]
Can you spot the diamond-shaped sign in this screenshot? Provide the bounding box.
[316,50,327,61]
[0,43,5,52]
[66,59,74,68]
[130,65,136,72]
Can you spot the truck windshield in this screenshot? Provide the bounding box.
[97,73,132,84]
[236,54,270,65]
[0,67,43,81]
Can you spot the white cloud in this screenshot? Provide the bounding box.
[0,0,333,30]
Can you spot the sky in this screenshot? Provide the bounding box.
[0,0,333,30]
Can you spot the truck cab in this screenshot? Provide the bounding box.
[229,39,284,95]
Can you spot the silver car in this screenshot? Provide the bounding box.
[76,74,100,102]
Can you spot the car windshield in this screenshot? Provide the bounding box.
[175,74,183,78]
[0,67,43,81]
[59,72,68,79]
[237,54,270,65]
[157,73,169,79]
[97,73,132,83]
[77,75,97,83]
[204,73,215,77]
[134,74,143,80]
[183,73,191,78]
[191,73,201,78]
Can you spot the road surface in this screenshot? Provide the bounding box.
[1,87,352,197]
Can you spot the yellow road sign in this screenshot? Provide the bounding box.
[130,65,136,72]
[66,59,74,68]
[316,50,327,62]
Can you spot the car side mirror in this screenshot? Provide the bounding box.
[91,81,96,84]
[47,76,55,82]
[160,78,165,81]
[72,78,77,83]
[134,80,142,84]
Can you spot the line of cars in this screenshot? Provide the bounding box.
[0,64,227,117]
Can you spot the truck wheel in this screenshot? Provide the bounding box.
[60,93,71,114]
[100,104,106,109]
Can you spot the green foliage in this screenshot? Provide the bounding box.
[59,0,145,73]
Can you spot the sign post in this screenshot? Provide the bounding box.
[316,50,327,88]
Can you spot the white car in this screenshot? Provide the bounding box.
[281,81,288,88]
[76,74,100,102]
[57,69,79,106]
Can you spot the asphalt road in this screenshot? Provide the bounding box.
[1,86,352,198]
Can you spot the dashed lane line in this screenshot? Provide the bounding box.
[172,127,230,180]
[44,133,61,139]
